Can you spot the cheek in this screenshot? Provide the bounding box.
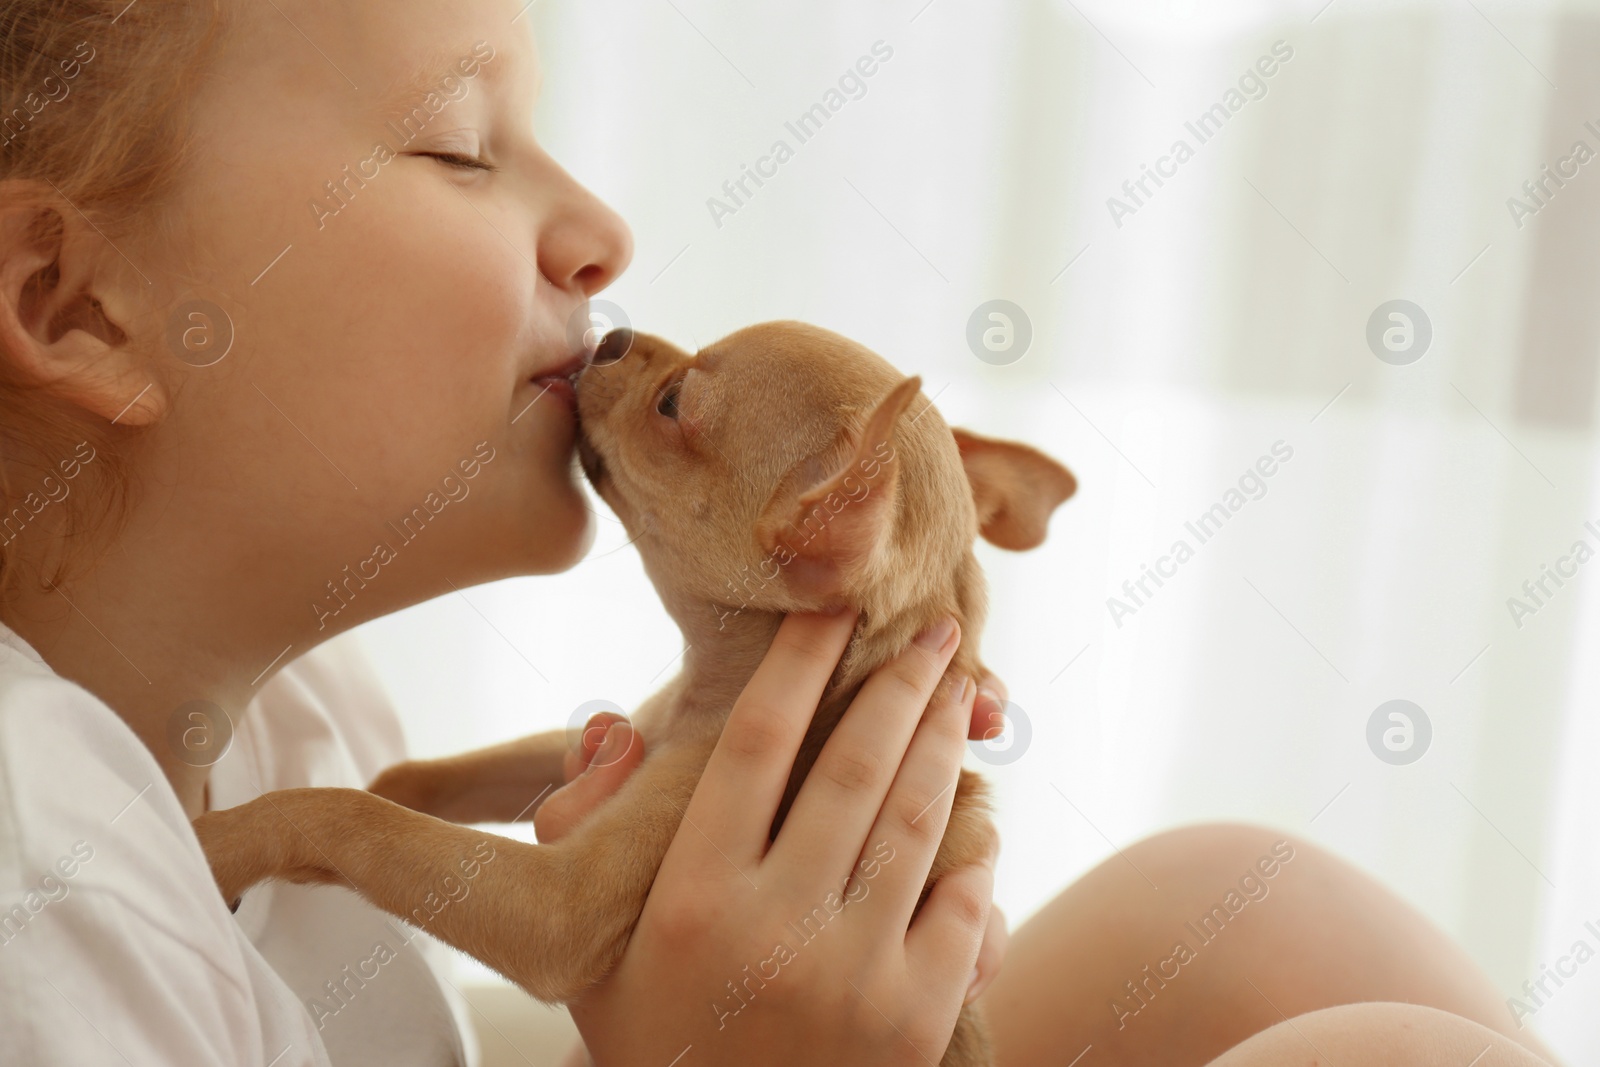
[181,113,534,446]
[155,58,589,577]
[252,181,532,496]
[315,191,524,416]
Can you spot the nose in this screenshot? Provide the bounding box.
[536,155,634,296]
[589,328,635,366]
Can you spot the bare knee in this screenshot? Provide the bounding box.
[1116,823,1551,1056]
[985,823,1562,1067]
[1122,821,1316,879]
[1116,821,1347,945]
[1205,1003,1559,1067]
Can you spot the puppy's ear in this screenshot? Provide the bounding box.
[755,376,922,600]
[952,428,1076,550]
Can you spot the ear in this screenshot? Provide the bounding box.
[755,375,922,600]
[952,428,1076,550]
[0,188,167,426]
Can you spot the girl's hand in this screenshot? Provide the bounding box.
[533,710,646,843]
[537,664,1007,839]
[559,609,995,1066]
[971,674,1011,741]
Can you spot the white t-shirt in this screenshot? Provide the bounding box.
[0,621,476,1067]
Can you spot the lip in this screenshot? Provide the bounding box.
[533,376,575,407]
[526,354,584,411]
[529,353,585,387]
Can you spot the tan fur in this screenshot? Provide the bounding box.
[194,321,1075,1065]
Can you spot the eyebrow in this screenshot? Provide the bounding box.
[375,43,505,123]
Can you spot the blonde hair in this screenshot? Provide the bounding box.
[0,0,231,594]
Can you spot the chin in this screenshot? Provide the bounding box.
[522,466,597,574]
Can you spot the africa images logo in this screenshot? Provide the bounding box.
[1105,41,1294,228]
[308,42,496,231]
[1106,441,1294,627]
[705,41,895,228]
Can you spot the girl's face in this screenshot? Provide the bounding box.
[149,0,631,628]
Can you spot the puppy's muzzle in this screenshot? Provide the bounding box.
[588,328,634,366]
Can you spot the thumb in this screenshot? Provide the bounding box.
[564,711,628,781]
[535,722,643,843]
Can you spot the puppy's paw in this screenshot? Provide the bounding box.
[192,800,290,906]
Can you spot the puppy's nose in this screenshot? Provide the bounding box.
[589,328,634,366]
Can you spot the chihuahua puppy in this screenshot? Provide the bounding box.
[194,321,1075,1065]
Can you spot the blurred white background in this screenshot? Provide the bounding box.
[344,0,1600,1060]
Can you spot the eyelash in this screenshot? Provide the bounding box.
[422,151,497,173]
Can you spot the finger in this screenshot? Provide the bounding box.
[848,670,976,935]
[970,674,1007,741]
[769,618,962,882]
[535,722,643,843]
[904,857,995,1015]
[978,674,1008,705]
[685,610,857,854]
[965,903,1008,1005]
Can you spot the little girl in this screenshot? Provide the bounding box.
[0,1,1565,1064]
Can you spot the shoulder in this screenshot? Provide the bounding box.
[0,639,183,866]
[0,641,327,1066]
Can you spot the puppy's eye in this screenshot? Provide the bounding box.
[656,379,682,419]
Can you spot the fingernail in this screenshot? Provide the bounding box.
[582,724,614,775]
[937,673,974,709]
[591,722,628,770]
[976,685,1002,718]
[915,616,957,652]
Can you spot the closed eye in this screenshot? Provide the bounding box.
[420,151,498,173]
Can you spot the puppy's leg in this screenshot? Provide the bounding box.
[367,728,572,823]
[195,734,716,1003]
[944,1005,994,1066]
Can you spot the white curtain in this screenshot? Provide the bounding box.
[353,0,1600,1057]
